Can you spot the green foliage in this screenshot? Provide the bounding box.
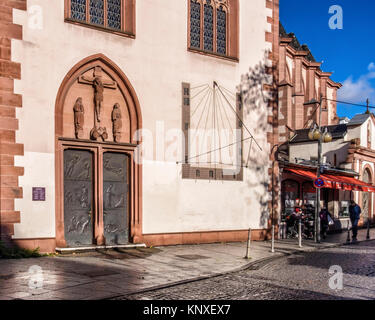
[0,241,45,259]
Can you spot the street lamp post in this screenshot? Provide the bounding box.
[316,129,322,243]
[305,95,332,243]
[316,95,324,243]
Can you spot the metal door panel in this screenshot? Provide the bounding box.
[64,149,94,246]
[103,152,129,245]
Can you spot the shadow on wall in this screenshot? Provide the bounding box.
[239,51,276,231]
[323,142,351,168]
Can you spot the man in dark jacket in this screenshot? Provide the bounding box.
[349,200,361,241]
[319,207,332,239]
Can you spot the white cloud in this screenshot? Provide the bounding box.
[338,63,375,104]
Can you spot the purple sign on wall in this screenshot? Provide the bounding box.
[32,187,46,201]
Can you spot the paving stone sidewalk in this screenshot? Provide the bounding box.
[0,228,373,300]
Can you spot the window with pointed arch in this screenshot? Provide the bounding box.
[65,0,135,37]
[189,0,239,60]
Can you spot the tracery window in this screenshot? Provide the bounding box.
[71,0,87,21]
[189,0,238,59]
[89,0,105,26]
[216,5,227,55]
[190,0,201,49]
[203,2,214,51]
[107,0,122,30]
[66,0,135,36]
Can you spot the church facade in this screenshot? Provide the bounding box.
[278,23,342,138]
[0,0,279,252]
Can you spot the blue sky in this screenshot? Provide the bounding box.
[280,0,375,119]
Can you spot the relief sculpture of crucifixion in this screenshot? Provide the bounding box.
[79,66,117,141]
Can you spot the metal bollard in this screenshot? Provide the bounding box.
[271,225,275,253]
[246,228,251,259]
[346,220,351,243]
[298,220,302,248]
[367,218,371,240]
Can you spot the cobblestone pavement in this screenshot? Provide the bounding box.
[0,228,373,300]
[119,240,375,300]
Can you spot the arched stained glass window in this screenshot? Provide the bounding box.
[90,0,104,26]
[107,0,122,30]
[203,1,214,51]
[71,0,86,22]
[216,5,227,55]
[67,0,135,36]
[189,0,233,57]
[190,0,201,49]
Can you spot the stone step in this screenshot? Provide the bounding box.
[56,243,147,254]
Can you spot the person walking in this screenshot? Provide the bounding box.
[319,207,332,240]
[349,200,361,242]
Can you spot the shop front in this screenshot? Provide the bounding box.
[281,165,375,230]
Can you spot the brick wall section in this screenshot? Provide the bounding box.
[0,0,25,242]
[265,0,280,232]
[278,41,342,132]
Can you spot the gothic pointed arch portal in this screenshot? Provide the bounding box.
[54,54,142,248]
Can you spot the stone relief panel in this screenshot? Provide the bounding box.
[63,66,130,143]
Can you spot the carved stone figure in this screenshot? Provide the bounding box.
[78,67,117,142]
[73,97,84,139]
[112,103,122,142]
[90,126,108,142]
[93,77,104,123]
[79,67,116,125]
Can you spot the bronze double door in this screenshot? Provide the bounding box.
[63,149,129,247]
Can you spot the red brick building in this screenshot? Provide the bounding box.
[278,23,342,142]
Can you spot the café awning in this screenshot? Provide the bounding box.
[285,168,375,193]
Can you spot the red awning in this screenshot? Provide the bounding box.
[285,168,375,193]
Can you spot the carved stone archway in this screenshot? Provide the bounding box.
[54,54,142,248]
